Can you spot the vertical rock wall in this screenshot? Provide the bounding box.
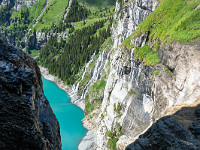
[0,40,61,149]
[80,0,200,149]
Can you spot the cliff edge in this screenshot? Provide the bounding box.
[0,40,61,149]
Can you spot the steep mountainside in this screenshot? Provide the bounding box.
[1,0,200,150]
[0,0,116,53]
[0,40,61,149]
[67,0,200,149]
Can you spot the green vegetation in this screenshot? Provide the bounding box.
[102,37,113,50]
[34,0,69,30]
[36,0,115,84]
[120,0,200,68]
[82,0,116,8]
[164,66,173,76]
[106,131,113,137]
[28,0,46,27]
[45,0,115,33]
[39,19,112,84]
[90,80,106,92]
[117,123,123,137]
[72,17,106,31]
[153,70,160,76]
[29,50,40,58]
[134,45,161,66]
[94,20,110,36]
[113,19,118,25]
[78,72,91,95]
[88,61,95,72]
[128,89,137,95]
[3,7,31,45]
[123,0,200,47]
[114,102,122,115]
[85,95,102,113]
[121,35,134,50]
[85,95,93,113]
[0,5,12,26]
[101,114,104,119]
[108,138,118,150]
[84,80,106,113]
[106,123,123,150]
[0,0,115,54]
[0,0,47,45]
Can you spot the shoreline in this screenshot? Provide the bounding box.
[39,66,96,150]
[40,66,85,110]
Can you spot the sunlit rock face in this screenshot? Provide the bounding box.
[89,0,200,149]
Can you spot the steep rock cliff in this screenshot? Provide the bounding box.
[0,40,61,149]
[126,102,200,150]
[75,0,200,149]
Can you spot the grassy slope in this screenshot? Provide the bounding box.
[10,0,46,29]
[33,0,116,31]
[80,0,116,8]
[122,0,200,48]
[34,0,69,30]
[28,0,47,27]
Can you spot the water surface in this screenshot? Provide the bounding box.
[42,76,87,150]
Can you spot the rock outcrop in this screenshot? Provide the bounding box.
[0,40,61,149]
[0,0,36,10]
[75,0,200,149]
[126,103,200,150]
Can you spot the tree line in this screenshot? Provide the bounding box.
[38,18,112,84]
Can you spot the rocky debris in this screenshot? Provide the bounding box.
[14,0,36,11]
[126,104,200,150]
[78,131,97,150]
[0,39,61,149]
[117,135,134,150]
[26,30,68,50]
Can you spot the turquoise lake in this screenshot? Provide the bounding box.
[42,76,87,150]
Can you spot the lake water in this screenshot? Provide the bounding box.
[42,76,87,150]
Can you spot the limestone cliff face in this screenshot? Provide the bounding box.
[75,0,200,149]
[0,40,61,149]
[113,0,159,48]
[126,100,200,149]
[126,115,200,150]
[95,0,161,149]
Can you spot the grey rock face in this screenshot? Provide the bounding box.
[121,41,200,138]
[0,0,36,10]
[113,0,159,48]
[95,0,200,149]
[0,0,15,7]
[126,105,200,150]
[78,130,97,150]
[95,1,161,149]
[0,40,61,149]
